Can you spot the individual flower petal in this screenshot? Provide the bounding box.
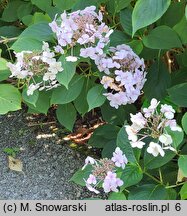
[159,134,173,146]
[130,140,145,149]
[82,156,97,170]
[102,171,124,193]
[65,56,78,62]
[130,112,147,130]
[125,125,138,142]
[27,83,40,96]
[147,142,165,157]
[165,120,182,132]
[85,183,100,194]
[86,174,97,185]
[160,104,175,120]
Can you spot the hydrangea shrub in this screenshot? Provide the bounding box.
[0,0,187,200]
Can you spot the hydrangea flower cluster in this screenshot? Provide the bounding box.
[82,147,128,194]
[49,6,147,108]
[49,6,112,54]
[99,45,147,108]
[7,5,147,107]
[7,42,63,95]
[125,98,182,157]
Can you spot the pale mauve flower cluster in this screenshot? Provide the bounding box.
[49,6,113,56]
[82,147,128,194]
[100,45,147,108]
[7,42,63,96]
[125,98,182,157]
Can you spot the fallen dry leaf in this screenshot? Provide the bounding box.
[8,156,23,172]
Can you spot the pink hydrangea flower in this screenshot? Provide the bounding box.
[111,147,128,169]
[102,171,123,193]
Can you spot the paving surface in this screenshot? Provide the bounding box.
[0,111,100,200]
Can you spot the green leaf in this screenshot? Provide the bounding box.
[32,12,52,24]
[173,16,187,44]
[180,183,187,200]
[166,188,177,200]
[110,30,130,47]
[1,0,23,22]
[17,3,33,20]
[108,192,126,200]
[160,1,185,27]
[93,124,120,140]
[128,40,143,55]
[88,135,110,148]
[56,56,77,89]
[0,26,22,38]
[144,60,171,101]
[88,124,119,148]
[168,83,187,107]
[178,155,187,176]
[70,165,92,186]
[26,91,51,114]
[74,79,93,115]
[11,22,53,51]
[108,0,132,14]
[117,127,136,163]
[182,113,187,135]
[72,0,104,11]
[87,84,106,111]
[143,26,182,49]
[11,37,42,52]
[102,140,117,158]
[144,150,175,170]
[120,163,143,189]
[31,0,51,11]
[171,69,187,86]
[0,70,10,82]
[56,103,77,131]
[18,23,53,42]
[120,8,133,36]
[22,15,34,26]
[0,84,21,114]
[140,47,159,60]
[132,0,171,35]
[0,58,8,71]
[166,126,184,149]
[53,0,77,10]
[101,102,136,126]
[51,75,84,105]
[128,184,168,200]
[22,88,39,107]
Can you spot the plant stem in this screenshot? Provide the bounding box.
[144,171,162,184]
[0,37,18,44]
[165,182,186,189]
[159,168,163,184]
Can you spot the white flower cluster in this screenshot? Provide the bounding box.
[125,98,182,157]
[49,6,147,108]
[82,147,128,194]
[7,42,63,96]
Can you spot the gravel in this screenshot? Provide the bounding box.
[0,111,101,200]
